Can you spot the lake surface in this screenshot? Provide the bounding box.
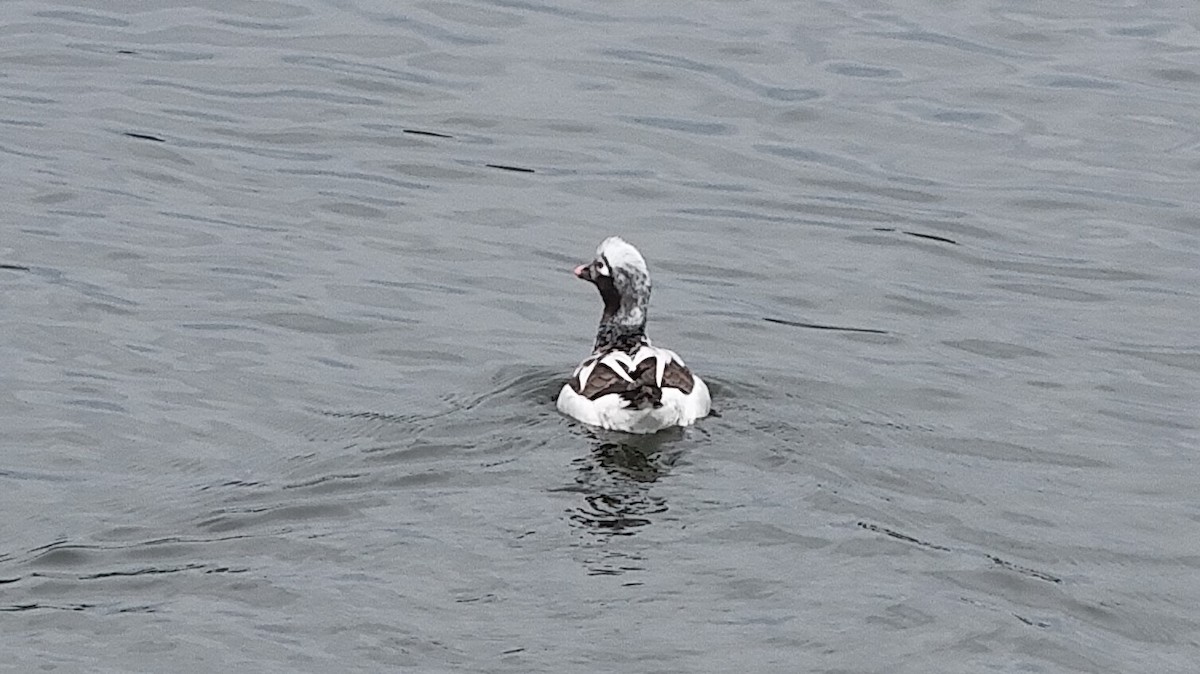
[2,0,1198,671]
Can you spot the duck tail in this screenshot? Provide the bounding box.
[628,363,663,409]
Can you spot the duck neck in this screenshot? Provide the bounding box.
[592,275,649,353]
[594,320,647,353]
[594,298,648,352]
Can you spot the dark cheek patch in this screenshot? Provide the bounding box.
[596,276,620,317]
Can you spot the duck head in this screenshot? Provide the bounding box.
[573,237,651,349]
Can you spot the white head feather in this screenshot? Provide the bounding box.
[597,237,648,277]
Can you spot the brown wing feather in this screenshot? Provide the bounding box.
[571,352,694,402]
[661,359,695,394]
[573,363,633,399]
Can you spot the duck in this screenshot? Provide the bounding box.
[556,237,711,433]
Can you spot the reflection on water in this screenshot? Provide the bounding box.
[560,431,687,575]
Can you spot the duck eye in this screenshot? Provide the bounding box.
[595,260,609,276]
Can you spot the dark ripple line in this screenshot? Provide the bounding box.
[321,410,412,423]
[1013,613,1052,628]
[764,317,888,334]
[159,210,286,232]
[858,522,1062,583]
[987,555,1062,584]
[1,603,94,613]
[199,479,265,491]
[858,522,952,551]
[403,129,453,138]
[103,47,212,63]
[77,563,208,580]
[25,534,254,559]
[903,230,958,245]
[123,131,164,142]
[283,473,365,490]
[486,163,535,173]
[873,227,959,245]
[1,602,161,614]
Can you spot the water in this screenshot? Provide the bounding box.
[3,0,1198,671]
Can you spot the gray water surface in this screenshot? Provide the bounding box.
[3,1,1199,671]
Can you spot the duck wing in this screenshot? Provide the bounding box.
[659,357,695,394]
[570,348,697,410]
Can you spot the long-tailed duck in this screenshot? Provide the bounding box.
[556,237,711,433]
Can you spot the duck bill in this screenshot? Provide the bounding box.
[573,264,594,282]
